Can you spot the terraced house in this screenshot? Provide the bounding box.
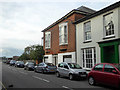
[42,6,96,66]
[74,1,120,70]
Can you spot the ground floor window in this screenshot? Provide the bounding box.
[63,55,72,63]
[44,57,48,63]
[82,48,96,69]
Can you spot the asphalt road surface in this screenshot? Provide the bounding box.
[1,63,115,90]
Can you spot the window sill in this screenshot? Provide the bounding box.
[45,47,51,50]
[83,40,92,43]
[103,35,115,40]
[59,43,68,46]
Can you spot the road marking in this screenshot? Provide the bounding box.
[42,79,50,82]
[0,81,7,90]
[62,86,73,90]
[19,71,28,75]
[32,76,50,83]
[11,69,17,71]
[8,67,11,69]
[33,76,42,80]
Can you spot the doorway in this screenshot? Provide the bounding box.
[103,45,115,63]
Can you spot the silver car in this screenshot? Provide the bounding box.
[34,62,57,73]
[56,62,87,80]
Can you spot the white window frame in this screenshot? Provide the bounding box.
[45,32,51,49]
[59,22,68,45]
[82,48,96,69]
[84,21,91,42]
[103,12,114,38]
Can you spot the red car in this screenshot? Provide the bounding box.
[88,63,120,88]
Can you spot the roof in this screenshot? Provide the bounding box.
[42,6,95,32]
[74,1,120,24]
[77,6,96,15]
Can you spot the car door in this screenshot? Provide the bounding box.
[37,63,43,72]
[92,64,104,83]
[62,63,69,77]
[103,64,119,87]
[58,63,64,76]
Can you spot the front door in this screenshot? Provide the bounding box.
[53,55,58,66]
[103,45,115,63]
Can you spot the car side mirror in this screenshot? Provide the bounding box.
[112,70,118,74]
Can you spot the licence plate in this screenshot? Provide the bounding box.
[80,75,86,77]
[50,70,54,71]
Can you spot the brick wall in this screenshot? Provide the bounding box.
[43,13,84,55]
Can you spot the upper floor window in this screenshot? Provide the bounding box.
[59,22,68,45]
[84,21,91,41]
[103,12,114,37]
[45,32,51,49]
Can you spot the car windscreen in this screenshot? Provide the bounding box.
[29,63,34,65]
[68,63,82,69]
[12,60,16,63]
[114,64,120,71]
[19,61,24,64]
[46,63,54,66]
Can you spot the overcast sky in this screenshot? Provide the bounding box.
[0,0,119,57]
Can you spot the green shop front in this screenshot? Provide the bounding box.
[98,39,120,64]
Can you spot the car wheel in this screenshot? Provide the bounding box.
[88,77,96,85]
[69,74,74,80]
[56,72,60,77]
[27,67,29,71]
[34,69,37,72]
[42,70,44,74]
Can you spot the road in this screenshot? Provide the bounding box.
[1,63,114,90]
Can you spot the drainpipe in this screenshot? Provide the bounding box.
[74,23,77,63]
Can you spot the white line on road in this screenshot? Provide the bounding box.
[32,76,50,83]
[62,86,74,90]
[33,76,42,80]
[11,69,17,71]
[8,67,11,69]
[42,79,50,83]
[0,81,7,90]
[19,71,28,75]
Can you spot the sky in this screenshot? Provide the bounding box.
[0,0,119,57]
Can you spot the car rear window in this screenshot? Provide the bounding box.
[46,63,54,66]
[104,64,116,73]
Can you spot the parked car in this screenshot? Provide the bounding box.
[56,62,87,80]
[2,60,7,63]
[6,60,11,64]
[24,62,35,71]
[88,63,120,88]
[34,62,57,73]
[15,61,24,68]
[9,60,16,66]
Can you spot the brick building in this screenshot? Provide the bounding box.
[42,6,96,66]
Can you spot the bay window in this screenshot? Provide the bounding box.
[59,23,68,45]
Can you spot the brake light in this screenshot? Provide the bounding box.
[46,66,48,68]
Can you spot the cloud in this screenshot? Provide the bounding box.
[1,47,24,57]
[0,1,119,57]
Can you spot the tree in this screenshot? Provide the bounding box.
[18,45,44,62]
[30,45,44,62]
[18,53,30,60]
